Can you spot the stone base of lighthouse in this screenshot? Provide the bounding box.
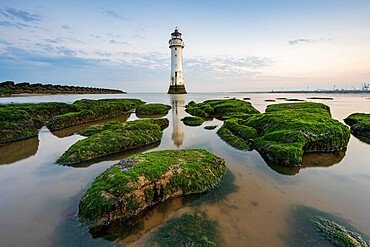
[167,85,187,94]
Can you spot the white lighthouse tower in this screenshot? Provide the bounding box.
[168,27,187,94]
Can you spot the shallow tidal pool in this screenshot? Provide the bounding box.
[0,92,369,246]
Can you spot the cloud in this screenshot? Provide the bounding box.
[104,10,129,21]
[109,40,131,46]
[1,7,41,22]
[288,38,314,45]
[61,25,72,30]
[90,34,101,39]
[0,20,31,29]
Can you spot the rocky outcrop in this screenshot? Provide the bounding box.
[217,102,350,166]
[185,98,260,120]
[135,103,171,115]
[344,113,370,139]
[78,149,226,227]
[181,116,204,126]
[47,99,144,131]
[57,119,168,165]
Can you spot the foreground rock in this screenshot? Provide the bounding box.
[218,102,350,166]
[57,119,168,165]
[78,149,226,227]
[185,98,260,120]
[344,113,370,139]
[135,103,171,116]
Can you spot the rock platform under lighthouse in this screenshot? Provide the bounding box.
[168,85,187,94]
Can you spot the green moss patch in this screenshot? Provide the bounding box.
[185,98,260,120]
[149,212,222,247]
[218,102,350,166]
[47,98,144,131]
[283,205,370,247]
[265,99,276,102]
[285,98,305,102]
[181,116,204,126]
[135,103,171,115]
[0,107,38,144]
[344,113,370,139]
[57,119,168,165]
[78,149,226,227]
[204,125,218,130]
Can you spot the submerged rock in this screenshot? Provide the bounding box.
[218,102,350,166]
[78,149,226,227]
[185,98,260,120]
[57,119,168,165]
[287,205,370,247]
[310,216,369,247]
[344,113,370,139]
[149,213,222,247]
[135,103,171,115]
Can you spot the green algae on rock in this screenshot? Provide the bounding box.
[149,212,222,247]
[47,98,144,131]
[0,107,38,144]
[185,98,260,120]
[135,103,171,116]
[344,113,370,139]
[181,116,204,126]
[218,102,350,166]
[78,149,226,227]
[204,125,218,130]
[57,119,168,165]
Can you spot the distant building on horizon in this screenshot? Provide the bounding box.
[168,27,187,94]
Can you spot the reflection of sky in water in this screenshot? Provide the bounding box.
[0,92,369,246]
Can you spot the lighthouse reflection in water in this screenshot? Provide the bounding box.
[170,95,184,148]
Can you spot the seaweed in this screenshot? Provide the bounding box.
[149,212,222,247]
[283,205,370,247]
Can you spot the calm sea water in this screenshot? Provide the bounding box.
[0,92,369,246]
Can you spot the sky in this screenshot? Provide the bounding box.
[0,0,369,92]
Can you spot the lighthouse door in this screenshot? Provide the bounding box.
[174,72,177,86]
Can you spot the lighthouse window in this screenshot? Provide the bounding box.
[175,48,177,50]
[175,54,177,57]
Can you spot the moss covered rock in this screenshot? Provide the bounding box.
[0,107,38,144]
[57,119,168,165]
[185,98,260,120]
[47,98,144,131]
[344,113,370,139]
[135,103,171,115]
[204,125,218,130]
[78,149,226,227]
[218,102,350,166]
[181,116,204,126]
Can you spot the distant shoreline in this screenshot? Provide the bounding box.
[235,90,370,94]
[0,92,127,98]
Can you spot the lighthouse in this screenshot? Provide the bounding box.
[168,27,187,94]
